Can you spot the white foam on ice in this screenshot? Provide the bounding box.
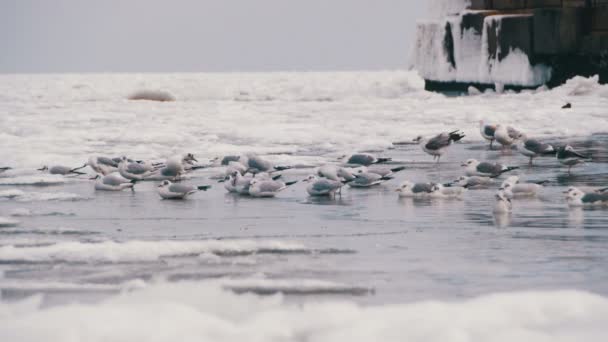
[0,72,607,168]
[0,239,309,263]
[0,175,67,186]
[0,189,85,202]
[0,282,606,342]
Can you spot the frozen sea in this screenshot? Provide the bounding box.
[1,71,608,341]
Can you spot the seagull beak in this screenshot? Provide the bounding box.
[460,163,467,167]
[395,188,401,192]
[562,190,570,194]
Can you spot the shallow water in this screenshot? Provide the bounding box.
[1,72,607,340]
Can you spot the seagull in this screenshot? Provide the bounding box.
[118,158,156,181]
[448,175,494,189]
[0,167,12,173]
[348,171,392,188]
[38,165,87,175]
[429,183,466,198]
[493,189,513,213]
[479,120,497,149]
[494,125,525,151]
[248,178,297,198]
[317,165,357,182]
[224,171,281,194]
[93,174,136,191]
[345,153,392,166]
[303,175,344,197]
[244,153,290,174]
[462,159,519,177]
[362,166,406,178]
[500,176,544,199]
[88,156,121,175]
[516,138,555,165]
[413,130,465,162]
[225,161,248,177]
[564,187,608,207]
[556,145,589,175]
[158,180,211,199]
[395,181,437,197]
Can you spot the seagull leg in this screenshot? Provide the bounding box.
[490,140,493,150]
[529,157,533,166]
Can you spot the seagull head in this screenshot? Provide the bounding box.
[396,181,414,193]
[303,175,318,183]
[158,180,171,188]
[412,136,423,143]
[462,159,479,167]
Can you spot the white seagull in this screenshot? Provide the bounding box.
[493,189,513,213]
[158,180,211,199]
[494,125,525,151]
[248,178,297,198]
[500,176,544,199]
[93,174,135,191]
[303,175,344,197]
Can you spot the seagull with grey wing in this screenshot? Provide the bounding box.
[516,137,555,165]
[479,120,497,149]
[349,170,394,188]
[303,175,344,197]
[345,153,391,166]
[564,187,608,207]
[158,180,211,199]
[494,124,525,151]
[395,181,436,197]
[118,158,156,181]
[447,175,494,189]
[38,164,87,176]
[248,178,297,198]
[413,130,465,163]
[462,159,519,177]
[92,174,136,191]
[244,153,291,174]
[317,164,357,182]
[88,156,122,175]
[556,145,590,175]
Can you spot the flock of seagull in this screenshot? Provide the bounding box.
[1,120,606,214]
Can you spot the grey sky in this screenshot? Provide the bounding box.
[1,0,426,73]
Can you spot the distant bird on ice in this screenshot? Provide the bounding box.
[516,138,555,165]
[158,180,211,199]
[556,145,589,175]
[413,130,465,162]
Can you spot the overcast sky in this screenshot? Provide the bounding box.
[1,0,426,73]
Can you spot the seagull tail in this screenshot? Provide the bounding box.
[0,167,11,171]
[274,166,292,171]
[390,166,406,173]
[449,130,466,142]
[197,185,212,191]
[380,176,395,181]
[71,164,88,172]
[375,158,392,164]
[534,180,550,185]
[501,166,519,174]
[285,180,298,187]
[130,179,138,184]
[272,174,283,181]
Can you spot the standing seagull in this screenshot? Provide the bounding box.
[93,174,135,191]
[494,125,525,151]
[479,120,497,149]
[564,187,608,207]
[557,145,589,175]
[516,138,555,165]
[303,175,344,197]
[462,159,518,177]
[158,180,211,199]
[346,153,391,166]
[413,130,465,163]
